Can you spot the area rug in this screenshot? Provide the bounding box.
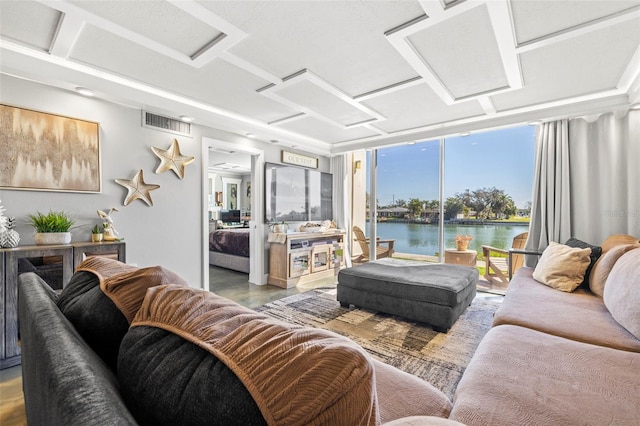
[255,288,499,399]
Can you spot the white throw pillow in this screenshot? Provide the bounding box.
[532,242,591,292]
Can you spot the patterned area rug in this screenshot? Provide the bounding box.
[255,288,499,399]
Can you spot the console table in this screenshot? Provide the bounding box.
[0,241,126,369]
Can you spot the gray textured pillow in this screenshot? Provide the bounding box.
[56,271,129,370]
[118,326,266,426]
[603,248,640,339]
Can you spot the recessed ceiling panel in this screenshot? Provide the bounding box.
[70,26,297,122]
[493,19,640,111]
[0,2,61,51]
[199,0,422,96]
[511,0,640,45]
[407,4,509,99]
[275,116,379,144]
[362,84,485,133]
[274,79,375,126]
[69,0,223,57]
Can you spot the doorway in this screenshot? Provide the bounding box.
[201,138,266,291]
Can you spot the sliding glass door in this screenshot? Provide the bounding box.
[361,125,535,263]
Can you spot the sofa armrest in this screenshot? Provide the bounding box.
[18,273,137,426]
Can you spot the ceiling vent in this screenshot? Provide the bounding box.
[142,111,192,137]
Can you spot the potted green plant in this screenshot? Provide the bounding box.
[28,210,75,245]
[91,224,103,243]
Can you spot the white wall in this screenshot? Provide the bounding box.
[1,75,204,285]
[0,74,332,287]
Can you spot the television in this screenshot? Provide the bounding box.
[265,163,333,222]
[220,209,241,224]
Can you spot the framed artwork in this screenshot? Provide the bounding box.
[0,104,101,192]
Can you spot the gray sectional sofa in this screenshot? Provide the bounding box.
[18,257,452,426]
[18,236,640,425]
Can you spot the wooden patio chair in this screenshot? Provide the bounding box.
[482,232,528,285]
[352,226,395,263]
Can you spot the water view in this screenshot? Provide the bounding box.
[375,222,529,257]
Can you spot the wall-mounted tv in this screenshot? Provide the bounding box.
[265,162,333,222]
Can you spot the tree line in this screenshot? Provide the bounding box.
[374,187,530,220]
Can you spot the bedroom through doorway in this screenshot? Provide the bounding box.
[202,138,266,291]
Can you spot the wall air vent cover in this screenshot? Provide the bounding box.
[142,111,192,137]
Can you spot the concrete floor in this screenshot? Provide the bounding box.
[209,265,338,309]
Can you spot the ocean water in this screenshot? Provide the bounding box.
[374,222,529,256]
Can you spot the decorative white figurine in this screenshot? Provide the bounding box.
[97,208,120,241]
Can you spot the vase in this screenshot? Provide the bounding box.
[35,232,72,245]
[91,233,104,242]
[456,241,469,251]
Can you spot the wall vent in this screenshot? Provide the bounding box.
[142,111,192,137]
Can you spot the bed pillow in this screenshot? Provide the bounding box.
[564,237,602,288]
[120,285,378,425]
[603,248,640,339]
[532,242,591,292]
[589,243,640,297]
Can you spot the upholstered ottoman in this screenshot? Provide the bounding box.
[337,259,478,332]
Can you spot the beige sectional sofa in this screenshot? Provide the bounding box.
[449,235,640,425]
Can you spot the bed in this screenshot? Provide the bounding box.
[209,228,250,273]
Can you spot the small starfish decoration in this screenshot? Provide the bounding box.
[151,139,195,179]
[115,169,160,206]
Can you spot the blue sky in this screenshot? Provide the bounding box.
[369,125,536,208]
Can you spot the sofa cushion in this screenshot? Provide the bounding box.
[564,237,602,288]
[603,248,640,339]
[589,243,640,297]
[532,242,591,292]
[373,359,451,423]
[57,257,187,369]
[492,267,640,352]
[450,325,640,426]
[121,285,379,425]
[119,325,267,426]
[56,270,129,370]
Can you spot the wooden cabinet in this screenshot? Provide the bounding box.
[268,231,344,288]
[0,241,126,369]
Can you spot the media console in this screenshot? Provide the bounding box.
[268,230,345,288]
[0,241,126,369]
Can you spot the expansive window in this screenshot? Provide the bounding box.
[363,125,535,261]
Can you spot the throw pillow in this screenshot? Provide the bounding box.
[57,270,129,370]
[603,248,640,339]
[601,234,640,253]
[589,243,640,297]
[565,237,602,288]
[57,257,188,370]
[532,242,591,292]
[120,285,378,426]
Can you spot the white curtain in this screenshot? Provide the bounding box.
[331,154,352,267]
[526,109,640,264]
[525,119,572,262]
[567,109,640,243]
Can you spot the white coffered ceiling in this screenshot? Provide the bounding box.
[1,0,639,155]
